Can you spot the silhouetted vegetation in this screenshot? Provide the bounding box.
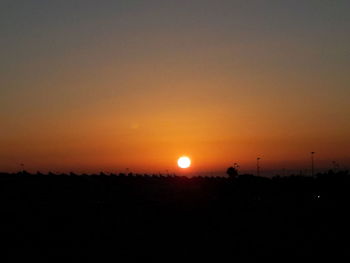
[0,170,349,261]
[226,166,238,178]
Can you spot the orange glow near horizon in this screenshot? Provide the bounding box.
[1,2,350,175]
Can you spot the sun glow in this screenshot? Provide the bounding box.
[177,156,191,169]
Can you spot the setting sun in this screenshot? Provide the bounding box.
[177,156,191,169]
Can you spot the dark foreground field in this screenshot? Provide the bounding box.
[0,171,349,262]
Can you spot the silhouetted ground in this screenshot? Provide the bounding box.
[0,171,349,262]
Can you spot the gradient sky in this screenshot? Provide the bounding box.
[1,0,349,175]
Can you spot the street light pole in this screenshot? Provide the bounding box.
[311,152,315,176]
[257,157,261,177]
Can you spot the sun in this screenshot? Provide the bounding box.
[177,156,191,169]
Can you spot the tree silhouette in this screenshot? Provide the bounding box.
[226,166,238,179]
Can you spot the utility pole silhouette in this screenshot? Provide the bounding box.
[257,157,261,177]
[311,152,315,176]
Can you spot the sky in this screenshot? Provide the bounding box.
[1,0,349,175]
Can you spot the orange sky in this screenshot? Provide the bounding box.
[1,1,349,175]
